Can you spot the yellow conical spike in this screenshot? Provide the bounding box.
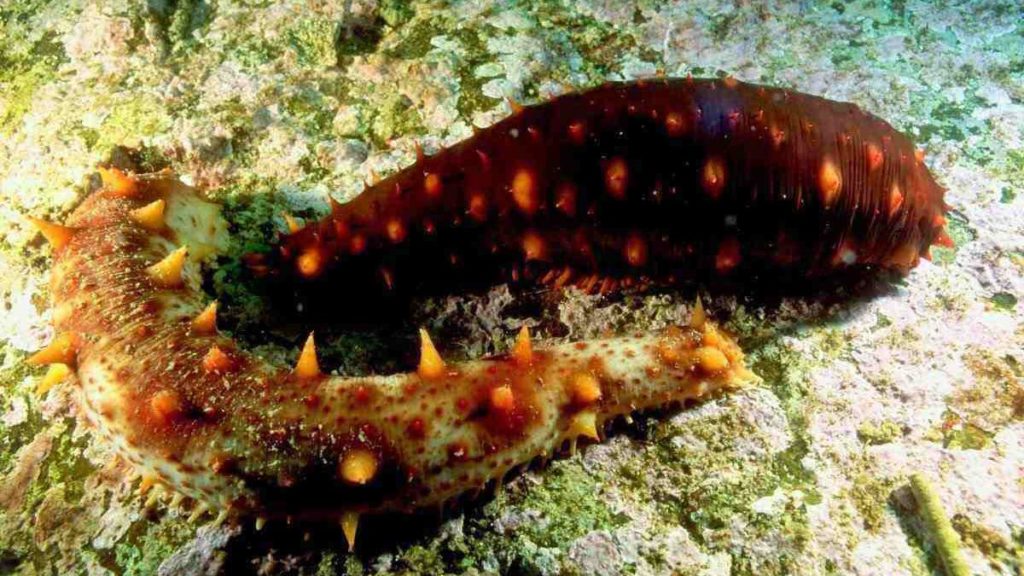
[138,473,158,496]
[255,516,267,531]
[512,325,533,365]
[341,511,360,552]
[188,503,209,523]
[417,329,445,379]
[569,411,600,441]
[193,301,218,334]
[36,363,70,395]
[98,167,138,196]
[294,332,320,379]
[339,449,379,485]
[28,217,76,251]
[283,212,301,234]
[147,246,188,288]
[130,199,166,231]
[689,296,706,329]
[27,333,76,366]
[145,485,164,508]
[169,493,185,509]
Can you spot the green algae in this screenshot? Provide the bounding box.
[857,419,905,445]
[113,517,202,576]
[951,514,1024,573]
[93,94,173,153]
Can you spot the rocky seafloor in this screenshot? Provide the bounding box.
[1,1,1022,574]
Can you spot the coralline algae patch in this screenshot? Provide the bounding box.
[2,0,1024,575]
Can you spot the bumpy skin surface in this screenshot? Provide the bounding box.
[38,77,949,531]
[279,77,949,303]
[47,175,753,525]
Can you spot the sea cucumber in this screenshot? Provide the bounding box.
[272,77,952,309]
[27,78,950,547]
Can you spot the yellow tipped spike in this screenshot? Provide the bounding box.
[188,503,209,523]
[28,217,76,250]
[696,346,729,372]
[341,511,359,552]
[417,328,445,379]
[130,199,166,231]
[339,449,379,485]
[145,485,163,508]
[147,246,188,288]
[169,493,185,509]
[213,510,228,527]
[283,212,301,234]
[255,516,267,531]
[138,473,158,496]
[27,333,76,367]
[512,325,533,365]
[690,296,706,329]
[98,167,138,196]
[569,411,600,441]
[193,301,218,334]
[36,363,70,395]
[294,332,320,379]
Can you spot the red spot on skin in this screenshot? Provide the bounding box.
[604,157,628,199]
[866,143,884,171]
[386,219,406,243]
[555,183,577,216]
[424,172,442,198]
[665,112,686,136]
[353,385,371,403]
[715,237,741,273]
[624,234,648,267]
[407,418,426,439]
[568,121,586,144]
[468,193,488,221]
[448,442,468,461]
[512,169,539,215]
[456,397,471,412]
[702,157,726,199]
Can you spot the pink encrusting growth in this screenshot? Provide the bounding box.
[27,78,953,548]
[29,172,754,549]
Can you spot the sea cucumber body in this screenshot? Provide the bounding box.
[49,177,752,522]
[37,77,949,529]
[281,78,948,298]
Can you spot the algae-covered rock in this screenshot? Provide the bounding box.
[1,0,1022,574]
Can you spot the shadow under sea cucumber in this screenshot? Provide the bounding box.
[25,77,951,550]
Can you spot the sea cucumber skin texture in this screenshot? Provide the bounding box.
[50,176,753,521]
[280,78,948,298]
